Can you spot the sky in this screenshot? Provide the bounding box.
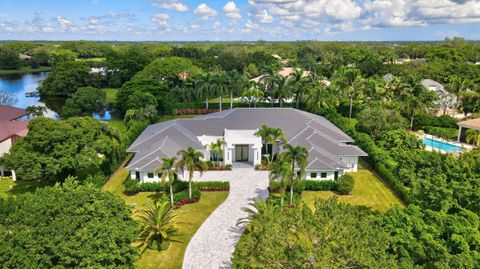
[1,0,480,41]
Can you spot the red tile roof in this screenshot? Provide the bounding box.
[0,105,29,121]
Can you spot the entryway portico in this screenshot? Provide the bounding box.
[224,129,262,166]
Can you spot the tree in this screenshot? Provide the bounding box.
[0,117,123,182]
[157,157,177,204]
[466,129,480,146]
[0,47,21,70]
[226,70,245,109]
[255,125,272,163]
[269,159,291,206]
[116,78,170,115]
[280,144,308,204]
[333,68,363,119]
[461,91,480,115]
[25,105,47,117]
[211,71,228,111]
[272,76,292,107]
[62,87,106,118]
[175,147,208,199]
[356,106,408,140]
[195,73,214,110]
[241,85,264,108]
[0,89,18,106]
[38,61,91,96]
[135,57,202,86]
[126,91,158,111]
[209,139,226,167]
[49,49,77,67]
[337,174,355,194]
[400,75,436,130]
[106,45,152,85]
[259,64,282,106]
[306,84,339,113]
[232,198,397,268]
[447,75,472,110]
[137,201,179,253]
[267,127,285,162]
[290,68,307,108]
[0,179,138,268]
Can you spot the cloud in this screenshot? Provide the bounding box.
[0,20,19,32]
[151,13,170,26]
[149,0,188,12]
[256,10,273,23]
[194,3,217,20]
[224,2,242,19]
[55,16,73,32]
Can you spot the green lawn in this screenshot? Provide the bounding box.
[0,178,49,198]
[103,162,228,269]
[106,119,127,133]
[209,96,242,104]
[302,159,403,212]
[75,57,106,62]
[0,66,51,75]
[103,88,119,103]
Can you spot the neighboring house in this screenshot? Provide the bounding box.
[250,67,311,83]
[0,105,31,180]
[126,108,367,183]
[421,79,457,112]
[458,118,480,142]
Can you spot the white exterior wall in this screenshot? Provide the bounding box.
[305,171,336,180]
[0,138,12,156]
[130,170,163,183]
[339,156,359,172]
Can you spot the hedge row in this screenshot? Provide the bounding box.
[269,180,338,193]
[192,181,230,191]
[173,189,201,208]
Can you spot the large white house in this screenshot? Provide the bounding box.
[126,108,367,182]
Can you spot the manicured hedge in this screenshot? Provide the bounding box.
[192,181,230,191]
[124,179,188,195]
[303,180,338,191]
[337,174,355,194]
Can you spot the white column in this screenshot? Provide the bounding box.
[457,126,462,142]
[11,170,16,181]
[0,167,4,177]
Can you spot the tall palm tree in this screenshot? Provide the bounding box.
[156,157,177,204]
[137,201,179,253]
[260,64,281,106]
[291,68,307,109]
[268,159,291,206]
[281,144,308,204]
[333,68,363,119]
[306,84,339,113]
[241,84,264,108]
[272,76,292,108]
[176,147,208,198]
[226,70,245,109]
[255,125,272,162]
[267,127,286,162]
[401,75,435,130]
[212,72,228,111]
[195,73,213,110]
[466,129,480,146]
[448,75,473,111]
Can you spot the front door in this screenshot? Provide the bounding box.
[235,145,249,162]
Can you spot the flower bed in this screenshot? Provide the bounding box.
[173,189,201,208]
[192,181,230,191]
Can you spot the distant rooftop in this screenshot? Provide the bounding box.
[459,118,480,131]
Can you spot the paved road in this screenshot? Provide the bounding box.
[182,168,270,269]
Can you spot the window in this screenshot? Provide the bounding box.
[135,171,140,180]
[157,173,163,178]
[147,173,154,178]
[310,172,317,178]
[321,172,327,178]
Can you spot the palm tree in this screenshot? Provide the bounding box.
[260,64,281,106]
[268,159,291,206]
[333,68,363,119]
[156,157,177,204]
[267,127,285,162]
[291,68,307,108]
[401,75,435,130]
[212,72,228,111]
[237,199,278,232]
[137,201,179,253]
[195,73,213,110]
[176,147,208,198]
[306,84,339,113]
[281,144,308,204]
[241,84,264,108]
[448,75,473,111]
[466,129,480,146]
[209,139,226,166]
[226,70,245,109]
[272,76,292,107]
[255,125,272,163]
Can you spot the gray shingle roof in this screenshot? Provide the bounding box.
[126,108,367,171]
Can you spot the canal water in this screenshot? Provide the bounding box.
[0,72,114,120]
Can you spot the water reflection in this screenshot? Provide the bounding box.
[0,72,115,120]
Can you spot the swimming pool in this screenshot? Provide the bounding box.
[422,137,462,153]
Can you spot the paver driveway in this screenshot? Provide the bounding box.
[182,167,270,269]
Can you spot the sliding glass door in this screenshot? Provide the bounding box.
[235,145,249,162]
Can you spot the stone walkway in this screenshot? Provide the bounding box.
[182,168,270,269]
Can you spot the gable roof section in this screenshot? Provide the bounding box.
[127,108,366,171]
[0,120,29,143]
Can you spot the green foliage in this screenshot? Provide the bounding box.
[232,198,397,268]
[0,117,124,182]
[0,47,22,69]
[424,126,458,140]
[125,120,149,146]
[337,174,355,194]
[192,181,230,191]
[62,86,107,118]
[49,49,77,67]
[380,205,480,268]
[356,106,407,139]
[25,105,47,117]
[106,45,153,85]
[38,61,91,96]
[0,179,138,268]
[413,113,458,130]
[379,130,424,152]
[124,180,188,195]
[135,57,202,85]
[116,78,171,115]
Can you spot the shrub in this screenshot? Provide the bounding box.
[268,181,283,192]
[414,113,457,130]
[303,180,338,191]
[173,189,201,207]
[424,126,458,140]
[192,181,230,191]
[123,179,188,195]
[225,164,232,170]
[337,174,355,194]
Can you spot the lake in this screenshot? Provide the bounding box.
[0,72,115,120]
